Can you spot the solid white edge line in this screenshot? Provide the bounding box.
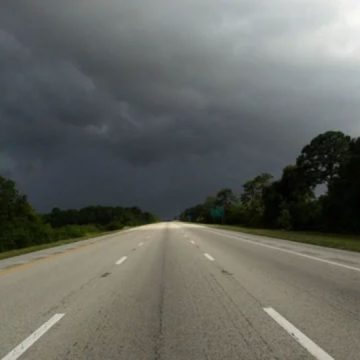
[2,314,65,360]
[264,308,334,360]
[204,253,215,261]
[116,256,128,265]
[203,228,360,273]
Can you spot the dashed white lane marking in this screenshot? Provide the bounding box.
[264,308,334,360]
[138,242,144,247]
[116,256,128,265]
[204,253,215,261]
[190,240,196,245]
[203,228,360,273]
[2,314,65,360]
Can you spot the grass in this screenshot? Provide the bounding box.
[0,229,123,261]
[207,224,360,252]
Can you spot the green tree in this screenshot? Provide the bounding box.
[226,203,245,225]
[296,131,351,187]
[44,205,156,229]
[179,130,358,234]
[323,138,360,232]
[215,188,236,207]
[215,188,237,224]
[0,175,51,251]
[262,180,283,228]
[241,173,273,204]
[262,166,318,230]
[0,176,37,223]
[179,204,205,223]
[241,173,273,226]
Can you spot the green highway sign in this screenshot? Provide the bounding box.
[210,207,224,219]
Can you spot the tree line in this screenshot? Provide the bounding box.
[179,131,360,234]
[0,176,158,252]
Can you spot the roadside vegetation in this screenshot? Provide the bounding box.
[209,225,360,252]
[0,176,158,254]
[180,130,360,251]
[0,230,117,261]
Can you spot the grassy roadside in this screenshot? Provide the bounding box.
[0,229,126,261]
[206,224,360,252]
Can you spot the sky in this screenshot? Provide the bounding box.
[1,0,360,218]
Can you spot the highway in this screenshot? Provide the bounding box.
[0,222,359,359]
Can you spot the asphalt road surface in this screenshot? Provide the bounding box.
[0,222,359,360]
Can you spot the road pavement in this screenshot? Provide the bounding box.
[0,222,359,359]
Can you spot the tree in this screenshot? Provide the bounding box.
[0,175,50,251]
[296,131,351,188]
[202,196,217,223]
[215,188,236,207]
[241,173,273,204]
[0,176,39,224]
[214,188,237,224]
[179,190,238,224]
[44,205,156,229]
[323,138,360,232]
[262,180,283,228]
[225,203,245,225]
[262,166,319,230]
[241,173,273,226]
[179,204,205,222]
[178,130,358,234]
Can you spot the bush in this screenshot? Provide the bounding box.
[0,221,53,251]
[52,225,100,241]
[105,221,124,231]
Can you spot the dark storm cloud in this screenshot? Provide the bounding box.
[1,0,359,216]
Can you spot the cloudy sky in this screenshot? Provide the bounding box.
[1,0,359,217]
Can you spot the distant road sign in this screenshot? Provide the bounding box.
[210,207,224,219]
